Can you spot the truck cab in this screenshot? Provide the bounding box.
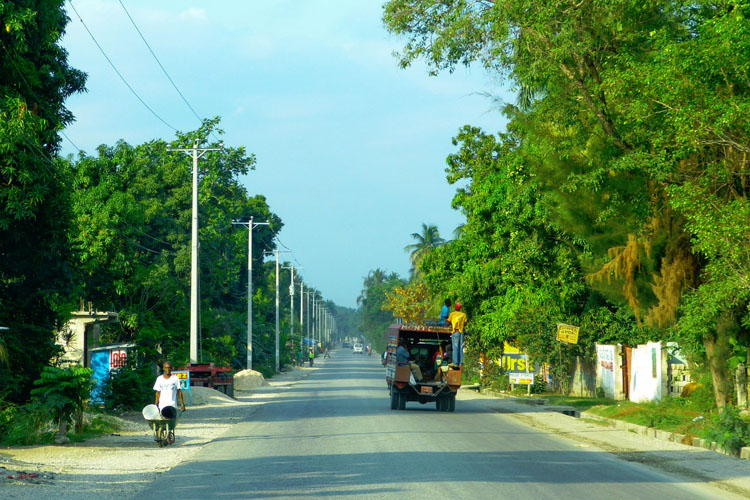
[385,323,462,412]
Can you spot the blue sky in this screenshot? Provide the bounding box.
[61,0,512,308]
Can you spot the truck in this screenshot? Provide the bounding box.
[385,322,462,412]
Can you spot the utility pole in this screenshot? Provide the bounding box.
[283,265,301,356]
[299,282,304,358]
[168,142,222,364]
[267,249,290,372]
[312,294,317,349]
[232,218,269,371]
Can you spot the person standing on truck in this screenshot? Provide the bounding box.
[396,338,422,382]
[440,298,452,325]
[448,302,468,367]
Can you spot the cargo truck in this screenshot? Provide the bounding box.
[385,323,462,411]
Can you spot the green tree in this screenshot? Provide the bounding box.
[31,365,93,440]
[404,223,444,278]
[384,0,750,408]
[0,0,86,402]
[68,120,284,372]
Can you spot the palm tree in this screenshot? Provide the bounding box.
[404,223,445,277]
[357,268,388,305]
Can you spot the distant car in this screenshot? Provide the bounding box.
[353,343,364,354]
[342,341,351,348]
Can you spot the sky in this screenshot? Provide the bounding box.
[60,0,512,308]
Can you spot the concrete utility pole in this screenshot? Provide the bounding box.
[168,142,222,364]
[232,218,269,371]
[269,249,290,372]
[299,282,304,357]
[283,266,301,354]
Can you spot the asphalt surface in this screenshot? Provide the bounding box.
[135,351,739,499]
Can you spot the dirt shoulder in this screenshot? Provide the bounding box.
[0,366,314,500]
[461,390,750,499]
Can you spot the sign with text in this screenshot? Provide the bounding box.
[109,349,127,369]
[172,370,191,391]
[502,353,533,373]
[556,323,580,344]
[509,372,534,385]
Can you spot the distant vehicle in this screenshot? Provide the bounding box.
[342,341,351,348]
[353,343,364,354]
[386,323,461,412]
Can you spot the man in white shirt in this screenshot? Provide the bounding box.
[154,361,185,412]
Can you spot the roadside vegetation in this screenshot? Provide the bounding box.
[0,0,357,445]
[355,1,750,454]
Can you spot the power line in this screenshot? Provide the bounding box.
[117,1,202,124]
[61,131,81,153]
[67,0,178,132]
[117,0,222,144]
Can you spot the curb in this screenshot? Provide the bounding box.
[476,388,750,460]
[579,411,750,460]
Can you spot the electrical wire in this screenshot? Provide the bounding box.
[67,0,178,132]
[116,0,220,145]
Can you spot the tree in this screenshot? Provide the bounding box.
[0,0,86,402]
[404,223,444,277]
[384,0,750,408]
[68,120,284,372]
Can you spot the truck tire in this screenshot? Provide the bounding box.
[448,395,456,412]
[390,389,399,410]
[397,391,406,410]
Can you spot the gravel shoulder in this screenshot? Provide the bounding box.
[460,390,750,499]
[0,366,313,500]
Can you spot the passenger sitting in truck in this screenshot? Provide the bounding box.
[396,338,423,382]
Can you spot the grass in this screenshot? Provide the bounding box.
[586,398,711,435]
[508,389,727,444]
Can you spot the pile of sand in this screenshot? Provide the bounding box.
[187,386,237,405]
[234,369,269,391]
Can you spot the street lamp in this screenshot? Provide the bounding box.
[232,217,269,371]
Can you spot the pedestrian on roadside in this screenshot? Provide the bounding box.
[324,346,331,358]
[153,361,185,445]
[447,302,468,367]
[309,348,315,367]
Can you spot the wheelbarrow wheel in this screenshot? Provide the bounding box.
[157,427,167,447]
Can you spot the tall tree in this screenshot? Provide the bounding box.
[385,0,750,408]
[404,223,444,277]
[0,0,86,402]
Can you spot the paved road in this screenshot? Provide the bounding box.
[135,351,733,499]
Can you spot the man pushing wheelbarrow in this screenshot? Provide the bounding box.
[144,361,185,447]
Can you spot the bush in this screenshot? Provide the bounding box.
[0,401,53,445]
[100,366,155,412]
[530,376,547,394]
[705,404,750,456]
[31,365,93,438]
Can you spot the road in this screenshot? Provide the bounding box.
[135,351,735,499]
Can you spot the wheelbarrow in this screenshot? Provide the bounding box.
[142,404,182,447]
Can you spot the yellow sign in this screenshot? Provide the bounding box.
[556,323,579,344]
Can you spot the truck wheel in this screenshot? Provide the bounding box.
[390,389,399,410]
[397,391,406,410]
[448,395,456,412]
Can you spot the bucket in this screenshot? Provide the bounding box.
[142,404,161,420]
[160,405,177,420]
